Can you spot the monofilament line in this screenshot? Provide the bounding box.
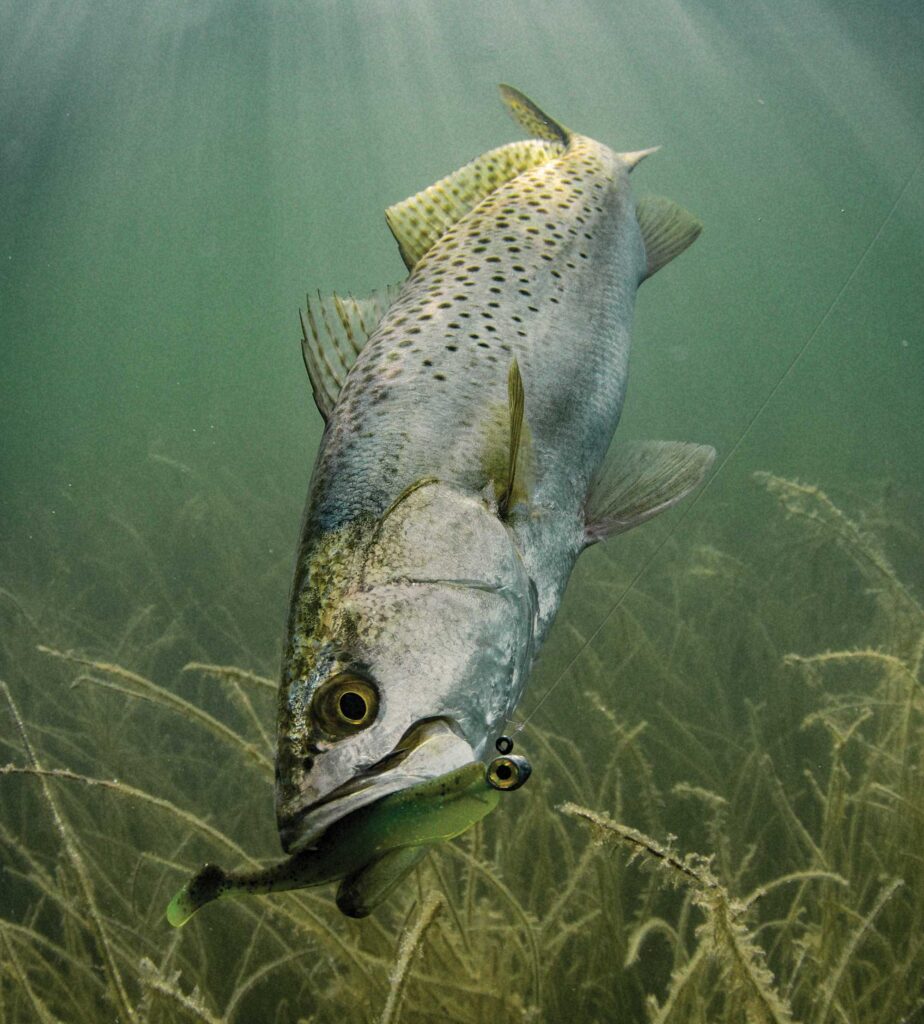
[512,150,924,736]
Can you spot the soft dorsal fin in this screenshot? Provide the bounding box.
[499,85,571,146]
[385,138,563,270]
[299,286,400,420]
[498,359,526,520]
[584,440,715,545]
[636,196,703,282]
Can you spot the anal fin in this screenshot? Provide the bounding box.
[584,440,715,545]
[636,196,703,281]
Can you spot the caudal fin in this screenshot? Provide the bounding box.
[499,85,571,145]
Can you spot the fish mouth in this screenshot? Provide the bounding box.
[278,718,475,854]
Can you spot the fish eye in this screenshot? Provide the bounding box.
[338,690,367,723]
[487,754,532,791]
[312,673,379,737]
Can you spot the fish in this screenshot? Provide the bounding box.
[167,754,530,924]
[276,85,714,889]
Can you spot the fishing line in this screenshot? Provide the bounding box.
[512,150,924,736]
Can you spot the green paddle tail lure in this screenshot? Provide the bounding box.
[166,754,530,924]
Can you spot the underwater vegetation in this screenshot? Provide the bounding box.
[1,458,923,1023]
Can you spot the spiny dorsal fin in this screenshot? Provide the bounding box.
[498,359,526,520]
[499,85,571,146]
[584,440,715,545]
[636,196,703,282]
[299,285,400,420]
[385,138,563,270]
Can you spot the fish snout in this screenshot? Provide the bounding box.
[275,717,476,854]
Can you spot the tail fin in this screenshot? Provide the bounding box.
[499,85,571,145]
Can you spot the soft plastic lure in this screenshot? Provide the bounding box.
[166,753,530,924]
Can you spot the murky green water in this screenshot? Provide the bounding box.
[2,2,922,1022]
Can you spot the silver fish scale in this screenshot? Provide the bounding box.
[273,97,711,862]
[308,134,646,550]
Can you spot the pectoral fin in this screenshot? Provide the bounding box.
[584,440,715,545]
[498,359,526,520]
[300,286,400,419]
[636,196,703,281]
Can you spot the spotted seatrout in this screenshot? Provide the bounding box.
[276,86,714,895]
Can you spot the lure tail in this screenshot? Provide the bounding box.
[166,863,229,927]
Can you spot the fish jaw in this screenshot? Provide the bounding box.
[277,717,475,853]
[275,482,537,854]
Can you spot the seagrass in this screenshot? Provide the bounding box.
[0,467,921,1022]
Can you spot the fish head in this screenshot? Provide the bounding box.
[276,480,536,853]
